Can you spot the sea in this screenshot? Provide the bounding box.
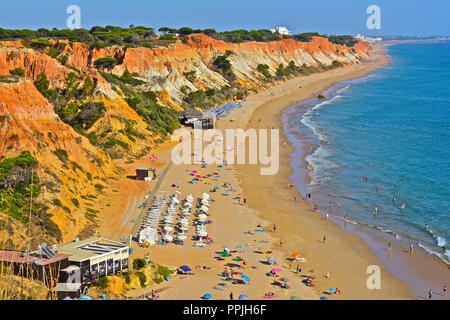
[282,41,450,266]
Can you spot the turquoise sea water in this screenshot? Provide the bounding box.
[283,42,450,263]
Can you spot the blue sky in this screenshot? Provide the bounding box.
[1,0,449,36]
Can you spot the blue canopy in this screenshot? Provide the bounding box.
[180,265,192,272]
[79,296,91,300]
[320,297,329,300]
[214,187,220,190]
[267,257,275,263]
[239,294,249,300]
[203,293,212,299]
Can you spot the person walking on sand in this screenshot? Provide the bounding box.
[444,285,447,300]
[279,239,283,247]
[337,201,341,209]
[428,289,433,300]
[273,224,276,232]
[326,213,329,221]
[230,292,233,300]
[409,244,414,255]
[323,235,326,244]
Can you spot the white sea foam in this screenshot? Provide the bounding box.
[418,242,450,265]
[436,236,447,248]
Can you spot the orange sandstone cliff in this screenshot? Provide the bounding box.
[0,35,371,243]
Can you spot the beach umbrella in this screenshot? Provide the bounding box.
[278,277,288,282]
[180,265,192,273]
[225,190,233,194]
[63,297,72,300]
[214,186,220,190]
[221,251,231,257]
[196,175,202,178]
[328,288,336,294]
[267,257,275,263]
[164,226,173,232]
[292,253,301,259]
[320,297,329,300]
[192,170,198,173]
[236,245,244,249]
[271,268,281,273]
[79,296,91,300]
[239,294,249,300]
[290,296,302,300]
[177,235,187,240]
[223,246,230,251]
[240,274,250,283]
[203,293,212,300]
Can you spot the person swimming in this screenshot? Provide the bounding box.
[400,203,406,210]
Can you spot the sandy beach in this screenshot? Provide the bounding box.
[94,43,422,300]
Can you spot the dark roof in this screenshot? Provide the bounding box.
[179,110,203,118]
[0,250,69,266]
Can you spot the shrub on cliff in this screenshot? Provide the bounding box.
[9,68,25,76]
[0,152,60,242]
[34,72,49,96]
[30,38,53,52]
[257,64,271,78]
[94,56,117,73]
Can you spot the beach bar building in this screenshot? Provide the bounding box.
[179,110,215,129]
[57,237,129,284]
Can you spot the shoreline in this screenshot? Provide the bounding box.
[229,42,448,299]
[224,43,412,299]
[279,68,450,299]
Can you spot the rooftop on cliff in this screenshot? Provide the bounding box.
[0,25,358,48]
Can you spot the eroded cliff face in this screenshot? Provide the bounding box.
[0,35,370,243]
[0,78,116,241]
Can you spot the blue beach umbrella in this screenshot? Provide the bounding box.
[203,293,212,300]
[239,294,249,300]
[215,186,220,190]
[320,297,329,300]
[79,296,91,300]
[267,257,275,263]
[240,274,250,283]
[236,245,244,248]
